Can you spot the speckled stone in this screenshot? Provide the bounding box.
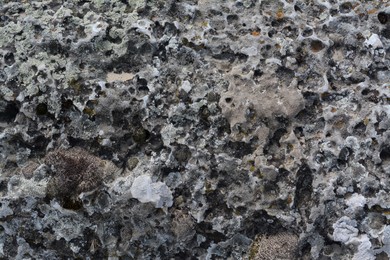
[0,0,389,259]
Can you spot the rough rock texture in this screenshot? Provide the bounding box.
[0,0,389,259]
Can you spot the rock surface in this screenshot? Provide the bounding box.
[0,0,389,259]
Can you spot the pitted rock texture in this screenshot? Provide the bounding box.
[0,0,389,259]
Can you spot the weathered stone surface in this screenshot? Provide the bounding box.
[0,0,389,259]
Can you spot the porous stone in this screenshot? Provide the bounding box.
[0,0,389,259]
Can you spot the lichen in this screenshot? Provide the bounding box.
[45,147,105,209]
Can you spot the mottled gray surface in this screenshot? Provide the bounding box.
[0,0,389,259]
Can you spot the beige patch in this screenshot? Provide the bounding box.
[219,74,305,128]
[106,72,134,83]
[249,233,299,260]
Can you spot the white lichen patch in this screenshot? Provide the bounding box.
[130,175,173,209]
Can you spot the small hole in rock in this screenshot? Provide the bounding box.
[268,29,276,38]
[225,97,232,103]
[36,103,48,116]
[0,102,19,123]
[330,8,338,16]
[253,69,263,78]
[380,146,390,162]
[378,12,388,24]
[302,28,313,37]
[226,14,239,24]
[339,2,353,13]
[4,52,15,66]
[310,40,325,52]
[294,5,302,12]
[62,197,83,210]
